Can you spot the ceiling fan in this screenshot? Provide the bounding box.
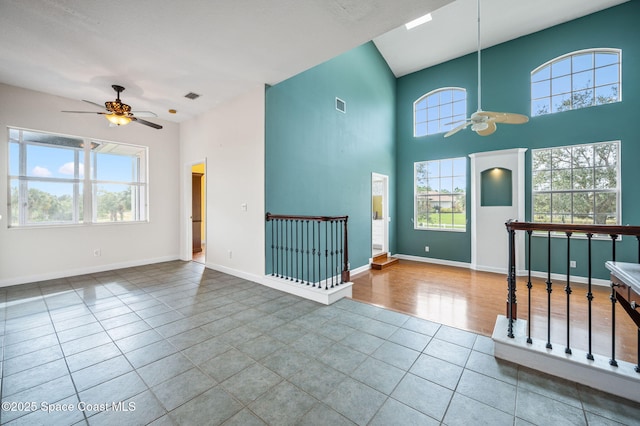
[445,0,528,138]
[62,85,163,129]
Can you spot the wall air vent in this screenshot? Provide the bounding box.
[336,97,346,113]
[184,92,201,100]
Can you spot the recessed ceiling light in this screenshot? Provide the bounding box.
[405,13,432,30]
[168,109,177,114]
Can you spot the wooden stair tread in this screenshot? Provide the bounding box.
[371,254,399,270]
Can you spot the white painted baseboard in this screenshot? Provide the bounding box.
[0,255,180,288]
[395,254,472,269]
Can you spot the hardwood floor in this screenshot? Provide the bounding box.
[351,260,639,364]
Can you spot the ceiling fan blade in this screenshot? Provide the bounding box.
[444,120,471,138]
[476,121,497,136]
[131,111,158,118]
[82,100,107,110]
[131,117,163,129]
[477,111,529,124]
[61,110,106,114]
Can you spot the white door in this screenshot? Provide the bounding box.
[371,173,389,258]
[469,149,526,274]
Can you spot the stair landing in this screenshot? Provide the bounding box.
[371,253,399,270]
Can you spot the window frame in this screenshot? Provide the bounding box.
[531,141,620,230]
[414,157,467,232]
[530,48,622,117]
[414,87,466,137]
[7,127,149,228]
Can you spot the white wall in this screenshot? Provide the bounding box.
[0,84,181,286]
[179,86,266,278]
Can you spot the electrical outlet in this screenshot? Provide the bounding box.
[93,249,101,257]
[425,246,430,253]
[228,250,233,259]
[570,260,576,268]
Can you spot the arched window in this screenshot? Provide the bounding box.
[531,48,621,117]
[414,88,466,137]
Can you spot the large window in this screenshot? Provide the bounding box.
[531,49,621,117]
[8,128,148,227]
[414,88,466,137]
[532,141,619,225]
[414,157,466,231]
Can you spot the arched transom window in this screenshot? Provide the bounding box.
[531,48,621,117]
[414,88,466,137]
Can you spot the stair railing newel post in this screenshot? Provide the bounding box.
[526,230,533,344]
[506,220,516,338]
[565,232,573,355]
[342,216,350,283]
[586,232,594,361]
[610,233,618,367]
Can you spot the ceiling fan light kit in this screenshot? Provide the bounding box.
[444,0,528,138]
[61,84,163,129]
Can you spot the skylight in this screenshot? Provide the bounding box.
[405,13,432,30]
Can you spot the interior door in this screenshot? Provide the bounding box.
[192,173,203,253]
[371,173,389,257]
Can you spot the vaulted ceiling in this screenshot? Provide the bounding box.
[0,0,628,123]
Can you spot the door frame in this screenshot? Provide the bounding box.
[371,172,389,258]
[182,158,207,262]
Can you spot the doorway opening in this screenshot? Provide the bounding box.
[191,163,206,264]
[371,173,389,258]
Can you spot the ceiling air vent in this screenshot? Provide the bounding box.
[336,97,346,113]
[184,92,200,100]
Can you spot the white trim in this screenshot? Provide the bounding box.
[395,254,471,269]
[351,263,371,276]
[0,255,179,288]
[207,262,352,305]
[527,269,610,287]
[182,158,207,261]
[493,315,640,404]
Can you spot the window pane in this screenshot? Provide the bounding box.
[426,121,438,135]
[439,103,452,118]
[533,150,551,171]
[595,52,618,67]
[440,159,453,177]
[439,177,452,193]
[552,169,571,190]
[9,179,19,227]
[439,90,453,104]
[93,153,138,182]
[532,99,550,116]
[552,193,571,215]
[533,193,551,215]
[453,158,466,176]
[427,178,440,192]
[595,166,616,189]
[532,170,551,191]
[572,192,594,217]
[551,148,571,169]
[531,80,550,99]
[453,90,465,101]
[595,64,618,86]
[595,192,616,215]
[26,144,81,179]
[552,94,571,113]
[415,123,427,137]
[573,146,594,168]
[452,100,465,116]
[95,184,136,222]
[595,84,619,104]
[551,58,571,78]
[440,212,454,229]
[572,168,593,189]
[594,143,617,167]
[572,70,592,91]
[551,75,571,95]
[572,89,594,109]
[572,53,593,73]
[415,108,427,123]
[416,99,427,110]
[9,141,19,175]
[426,94,438,108]
[531,66,550,83]
[26,181,77,224]
[427,106,439,120]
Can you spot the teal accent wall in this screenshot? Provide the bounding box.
[265,42,397,273]
[396,1,640,278]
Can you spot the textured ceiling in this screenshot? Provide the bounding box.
[0,0,629,123]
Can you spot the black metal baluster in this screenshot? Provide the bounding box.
[527,230,533,344]
[565,232,572,355]
[295,220,299,282]
[325,220,328,290]
[271,219,275,276]
[339,219,344,285]
[610,233,618,367]
[278,219,283,278]
[284,219,289,280]
[330,220,335,288]
[305,220,309,285]
[586,233,594,361]
[312,221,316,287]
[317,220,321,287]
[546,230,553,349]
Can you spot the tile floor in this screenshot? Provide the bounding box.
[1,261,639,425]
